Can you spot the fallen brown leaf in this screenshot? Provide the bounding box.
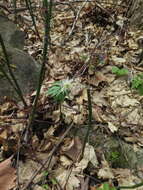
[0,156,16,190]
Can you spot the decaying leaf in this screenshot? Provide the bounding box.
[98,159,114,179]
[113,168,142,190]
[0,157,16,190]
[75,143,99,172]
[55,167,80,190]
[112,56,126,63]
[61,137,82,161]
[107,122,118,133]
[56,143,98,190]
[60,155,73,167]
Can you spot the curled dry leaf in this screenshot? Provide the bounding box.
[92,105,104,123]
[61,137,82,161]
[75,143,99,172]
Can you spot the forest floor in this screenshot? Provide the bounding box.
[1,0,143,190]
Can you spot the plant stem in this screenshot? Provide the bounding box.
[25,0,53,138]
[0,34,27,107]
[81,88,92,158]
[25,0,42,41]
[13,0,17,22]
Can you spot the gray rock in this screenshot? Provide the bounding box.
[0,15,25,49]
[0,15,40,103]
[0,47,40,100]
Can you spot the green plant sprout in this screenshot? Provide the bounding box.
[41,171,57,189]
[112,66,128,76]
[47,79,73,102]
[110,151,120,162]
[131,74,143,95]
[111,66,143,95]
[80,54,90,63]
[43,171,49,177]
[97,183,117,190]
[42,184,49,189]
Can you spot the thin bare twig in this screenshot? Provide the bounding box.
[61,0,88,45]
[81,88,92,158]
[16,140,20,189]
[13,0,17,22]
[69,0,88,36]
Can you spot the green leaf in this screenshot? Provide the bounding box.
[97,183,117,190]
[112,66,128,76]
[118,68,128,76]
[46,79,72,103]
[43,171,49,177]
[112,66,119,73]
[51,178,57,185]
[131,76,143,89]
[42,184,49,189]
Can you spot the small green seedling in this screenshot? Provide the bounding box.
[80,54,90,63]
[97,183,117,190]
[41,171,57,189]
[42,184,49,189]
[112,66,128,76]
[47,79,73,102]
[110,151,120,162]
[112,66,143,95]
[131,74,143,95]
[43,171,49,177]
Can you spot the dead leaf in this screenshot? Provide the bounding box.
[93,91,108,107]
[55,167,80,190]
[76,143,98,172]
[88,72,108,86]
[92,105,104,122]
[112,56,126,63]
[98,159,114,179]
[60,155,73,167]
[0,129,7,144]
[73,112,86,125]
[113,168,142,190]
[0,157,16,190]
[33,185,45,190]
[107,122,118,133]
[61,137,82,161]
[80,177,89,190]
